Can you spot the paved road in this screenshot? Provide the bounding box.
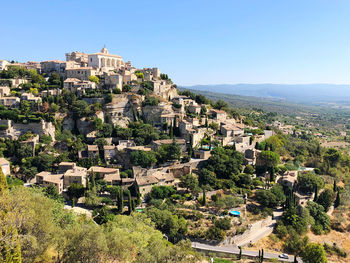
[192,242,302,262]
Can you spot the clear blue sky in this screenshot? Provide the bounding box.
[2,0,350,85]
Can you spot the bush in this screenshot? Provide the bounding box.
[274,221,288,239]
[214,218,231,230]
[142,96,160,106]
[206,226,226,241]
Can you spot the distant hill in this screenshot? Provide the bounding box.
[180,84,350,104]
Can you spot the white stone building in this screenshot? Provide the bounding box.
[88,47,124,70]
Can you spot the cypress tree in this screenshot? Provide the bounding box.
[258,250,261,260]
[202,188,206,206]
[261,249,264,262]
[118,188,123,213]
[255,141,259,150]
[127,191,132,214]
[238,246,242,260]
[91,172,96,190]
[334,190,340,208]
[333,180,337,192]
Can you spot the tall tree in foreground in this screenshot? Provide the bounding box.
[301,243,327,263]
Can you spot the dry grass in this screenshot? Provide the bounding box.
[247,234,284,253]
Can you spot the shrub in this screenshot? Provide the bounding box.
[214,218,231,230]
[206,226,226,241]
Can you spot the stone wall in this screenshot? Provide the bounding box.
[0,120,56,140]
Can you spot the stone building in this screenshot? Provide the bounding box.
[104,72,123,90]
[65,51,89,67]
[21,92,42,104]
[65,67,97,81]
[40,60,65,75]
[0,97,19,107]
[63,78,96,95]
[0,60,9,70]
[88,47,124,70]
[0,86,10,97]
[36,171,64,194]
[210,109,227,121]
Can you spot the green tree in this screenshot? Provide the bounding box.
[44,185,64,203]
[179,174,198,192]
[205,226,225,241]
[131,150,157,168]
[334,190,340,208]
[243,164,255,174]
[88,75,100,85]
[257,150,280,173]
[323,148,341,168]
[213,100,228,110]
[67,183,85,201]
[214,218,231,230]
[301,243,328,263]
[148,186,176,200]
[316,189,334,212]
[204,146,244,180]
[297,172,324,194]
[157,140,181,163]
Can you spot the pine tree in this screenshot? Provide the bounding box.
[334,190,340,208]
[0,168,8,195]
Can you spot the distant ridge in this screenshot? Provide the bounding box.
[179,83,350,103]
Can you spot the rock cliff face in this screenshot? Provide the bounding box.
[62,116,75,131]
[104,93,142,128]
[0,119,56,140]
[142,102,174,125]
[77,118,95,135]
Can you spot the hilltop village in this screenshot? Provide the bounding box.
[0,47,272,196]
[0,48,349,263]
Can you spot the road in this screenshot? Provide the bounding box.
[64,204,93,217]
[192,242,302,262]
[234,207,283,246]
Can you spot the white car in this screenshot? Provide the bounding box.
[278,253,289,259]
